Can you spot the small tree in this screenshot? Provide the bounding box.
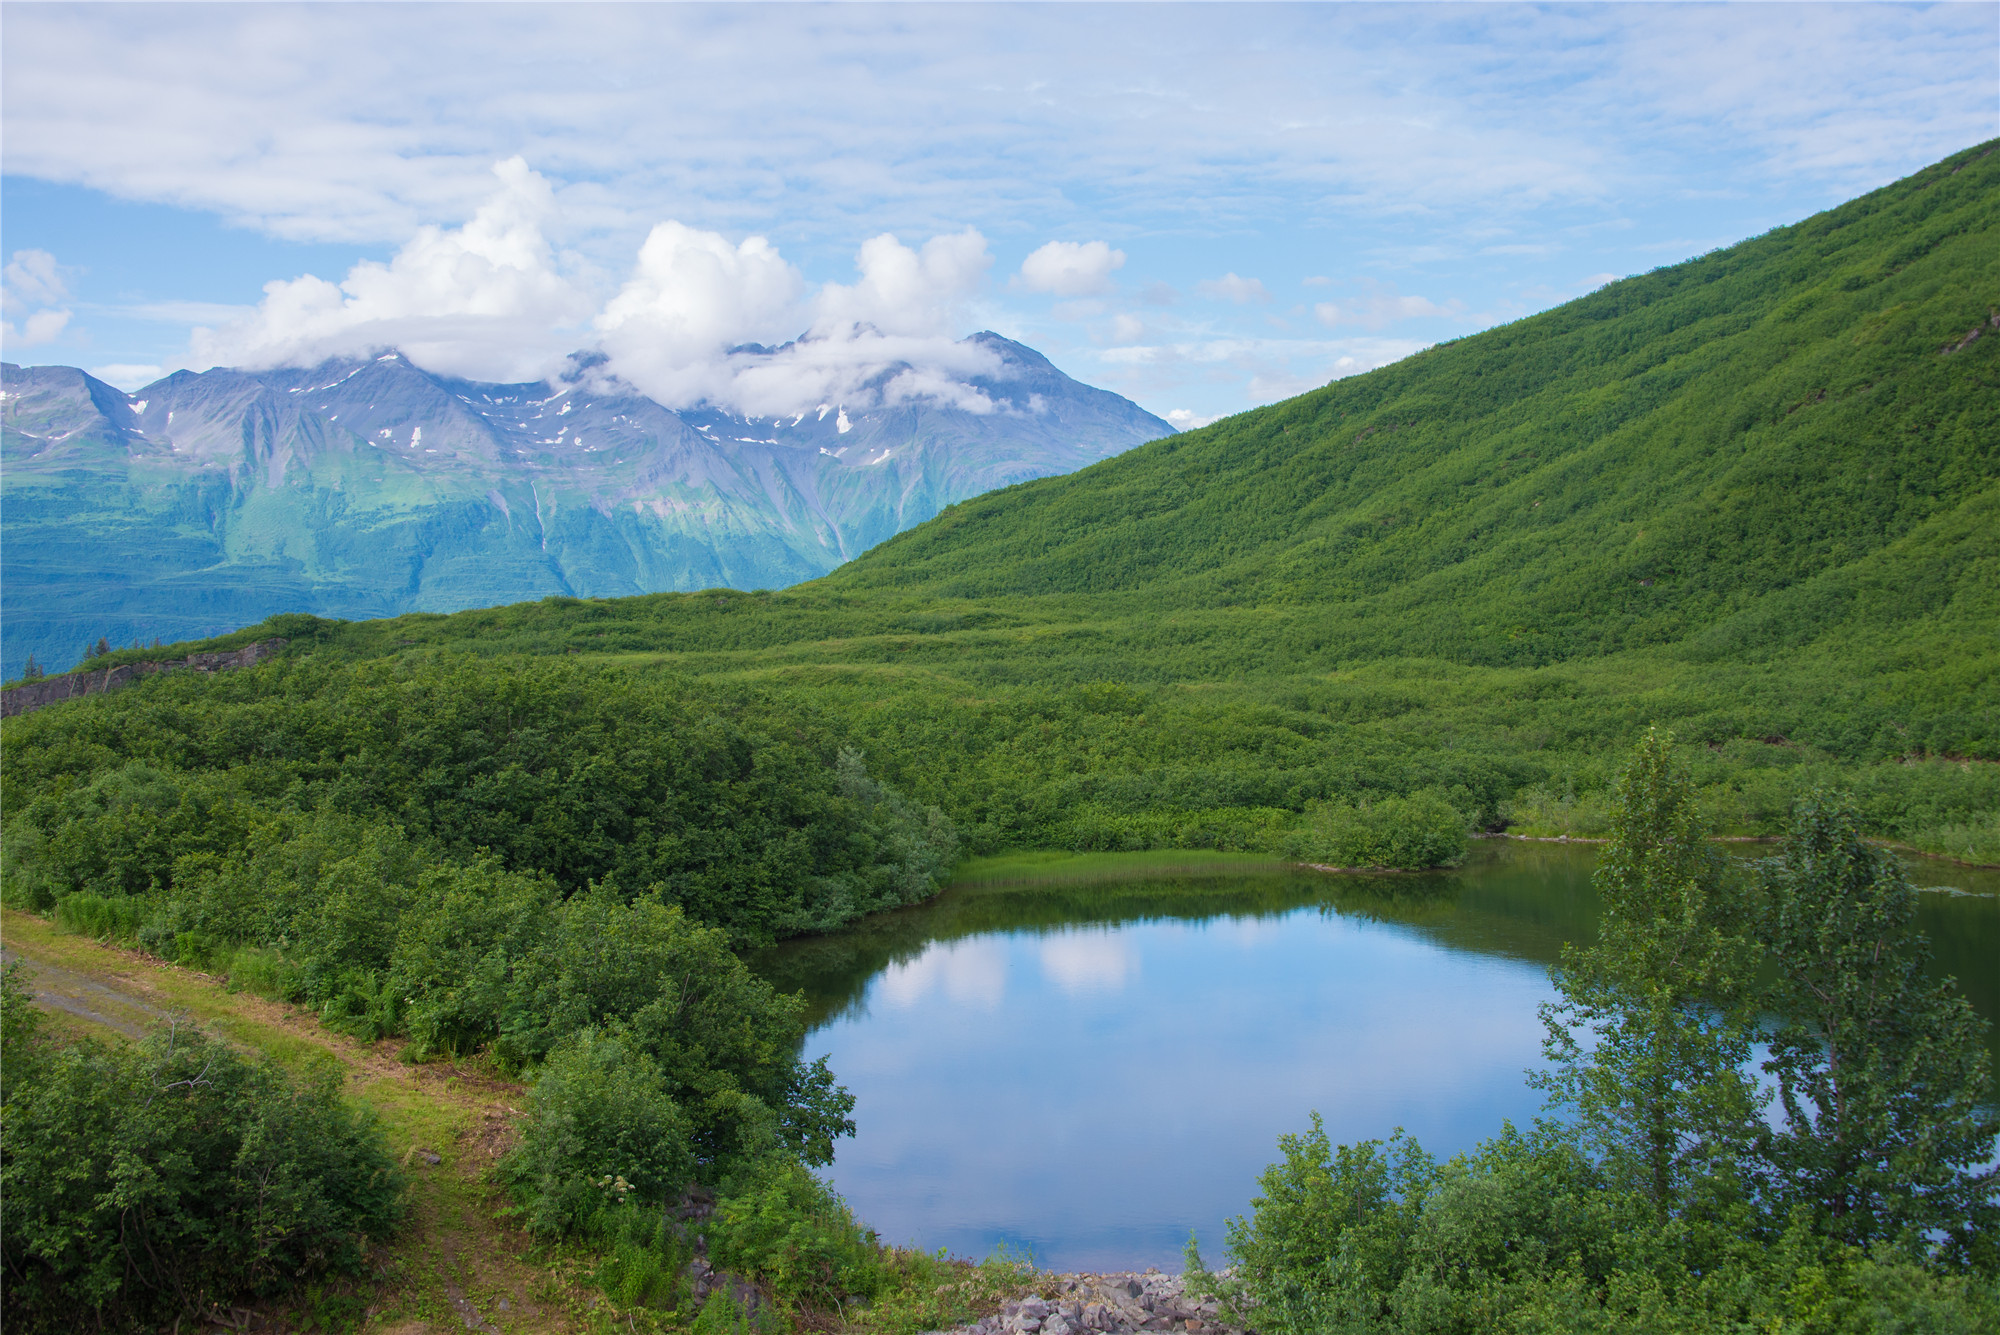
[19,653,43,681]
[1534,728,1763,1224]
[1757,795,1999,1267]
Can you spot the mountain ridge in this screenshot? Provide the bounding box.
[1,333,1169,677]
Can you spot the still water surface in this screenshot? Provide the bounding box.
[749,841,1999,1273]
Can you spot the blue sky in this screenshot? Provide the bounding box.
[3,2,1995,425]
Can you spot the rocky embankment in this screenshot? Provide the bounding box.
[939,1271,1245,1335]
[0,639,286,718]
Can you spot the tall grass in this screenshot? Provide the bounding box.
[51,893,145,944]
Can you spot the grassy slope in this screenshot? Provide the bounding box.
[12,143,1998,857]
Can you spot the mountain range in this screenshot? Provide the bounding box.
[1,334,1168,678]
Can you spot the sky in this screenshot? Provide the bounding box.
[2,3,1995,427]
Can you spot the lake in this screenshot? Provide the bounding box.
[749,840,2000,1274]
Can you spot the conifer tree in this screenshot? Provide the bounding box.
[1757,795,1999,1267]
[1535,728,1763,1223]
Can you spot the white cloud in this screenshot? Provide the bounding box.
[814,229,991,338]
[165,166,1005,417]
[1166,408,1221,431]
[625,327,1003,419]
[2,249,74,350]
[185,158,595,381]
[4,250,68,308]
[88,363,165,391]
[597,225,1002,416]
[3,309,72,349]
[14,5,1986,254]
[1109,313,1147,345]
[1197,273,1271,304]
[1018,239,1126,296]
[1313,283,1465,331]
[593,222,806,403]
[11,4,1990,422]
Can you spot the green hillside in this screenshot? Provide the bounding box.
[10,141,1999,867]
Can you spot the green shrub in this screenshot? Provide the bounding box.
[690,1288,766,1335]
[0,972,404,1333]
[1294,789,1468,869]
[583,1200,693,1311]
[502,1026,696,1237]
[710,1159,883,1309]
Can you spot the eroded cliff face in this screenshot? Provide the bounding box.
[1,337,1171,679]
[0,639,287,719]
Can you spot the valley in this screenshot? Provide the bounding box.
[4,141,1998,1333]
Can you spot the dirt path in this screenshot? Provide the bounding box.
[2,942,165,1039]
[0,910,618,1334]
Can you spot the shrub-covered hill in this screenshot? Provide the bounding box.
[9,143,1998,865]
[835,140,1997,670]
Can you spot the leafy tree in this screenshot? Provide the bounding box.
[1534,728,1763,1223]
[1756,794,1999,1266]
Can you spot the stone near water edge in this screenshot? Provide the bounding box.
[935,1271,1247,1335]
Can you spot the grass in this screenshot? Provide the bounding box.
[949,848,1294,888]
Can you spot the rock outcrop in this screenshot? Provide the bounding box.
[0,639,286,719]
[940,1270,1247,1335]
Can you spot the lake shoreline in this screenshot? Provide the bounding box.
[1482,830,2000,869]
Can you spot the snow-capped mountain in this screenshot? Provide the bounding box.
[1,334,1169,677]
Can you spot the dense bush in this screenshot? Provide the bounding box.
[1206,737,1999,1332]
[504,1027,697,1237]
[1212,1119,2000,1335]
[1292,788,1469,869]
[0,655,959,943]
[0,968,404,1333]
[490,887,856,1185]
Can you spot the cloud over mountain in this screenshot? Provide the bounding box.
[180,165,1013,417]
[188,159,594,382]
